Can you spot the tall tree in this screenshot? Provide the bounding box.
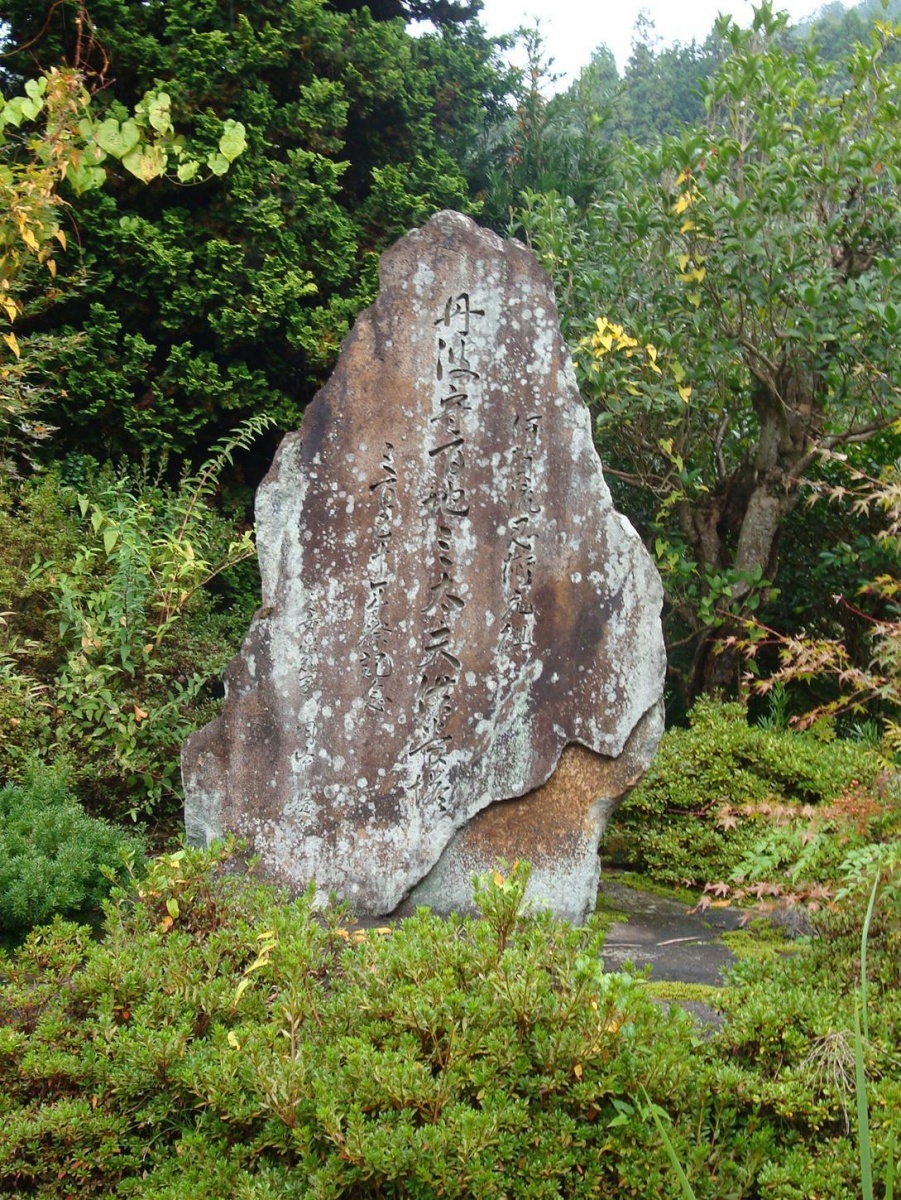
[0,0,511,463]
[519,4,901,703]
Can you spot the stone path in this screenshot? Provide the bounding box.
[598,875,750,1027]
[599,876,746,983]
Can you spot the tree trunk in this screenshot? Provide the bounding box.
[681,371,819,702]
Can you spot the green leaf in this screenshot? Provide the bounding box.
[218,120,247,163]
[176,159,200,183]
[103,527,119,554]
[122,144,168,183]
[24,78,47,103]
[94,118,141,161]
[145,92,173,135]
[206,151,230,177]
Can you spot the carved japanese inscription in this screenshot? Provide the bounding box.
[182,211,666,919]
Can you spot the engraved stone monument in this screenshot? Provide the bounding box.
[182,211,665,922]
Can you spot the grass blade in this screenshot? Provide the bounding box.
[884,1124,895,1200]
[854,1005,874,1200]
[860,874,879,1044]
[642,1088,697,1200]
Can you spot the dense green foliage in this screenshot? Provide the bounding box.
[0,425,265,819]
[0,849,897,1198]
[603,698,890,892]
[0,9,900,1197]
[0,762,143,936]
[518,5,901,700]
[0,0,512,464]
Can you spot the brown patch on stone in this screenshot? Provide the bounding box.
[398,703,663,923]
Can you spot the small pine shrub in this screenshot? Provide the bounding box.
[0,761,144,935]
[603,698,883,889]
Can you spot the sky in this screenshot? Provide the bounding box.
[476,0,832,87]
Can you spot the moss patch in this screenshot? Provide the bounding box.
[641,979,724,1007]
[721,926,801,962]
[601,869,700,907]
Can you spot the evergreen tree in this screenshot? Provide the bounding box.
[0,0,511,464]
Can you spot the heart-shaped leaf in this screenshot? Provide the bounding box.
[146,92,172,135]
[95,118,141,160]
[206,151,230,176]
[122,144,168,183]
[64,160,107,196]
[24,78,47,103]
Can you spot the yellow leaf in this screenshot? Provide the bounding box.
[233,977,251,1004]
[159,915,174,934]
[674,192,693,215]
[687,291,702,308]
[0,299,18,322]
[574,1063,583,1079]
[227,1031,241,1049]
[678,385,693,403]
[54,228,67,251]
[680,219,696,233]
[493,871,505,886]
[47,258,57,278]
[677,254,691,272]
[3,332,20,359]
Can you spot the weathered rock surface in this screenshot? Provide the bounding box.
[182,210,665,918]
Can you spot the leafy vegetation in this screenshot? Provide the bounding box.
[603,698,897,902]
[0,761,143,938]
[0,850,897,1198]
[0,421,267,820]
[0,0,512,465]
[519,3,901,701]
[0,1,900,1195]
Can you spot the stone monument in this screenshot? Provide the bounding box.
[182,211,665,922]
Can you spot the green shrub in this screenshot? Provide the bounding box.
[0,762,143,936]
[0,421,267,821]
[603,699,883,890]
[0,846,851,1200]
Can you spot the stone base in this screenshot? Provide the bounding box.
[393,702,663,924]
